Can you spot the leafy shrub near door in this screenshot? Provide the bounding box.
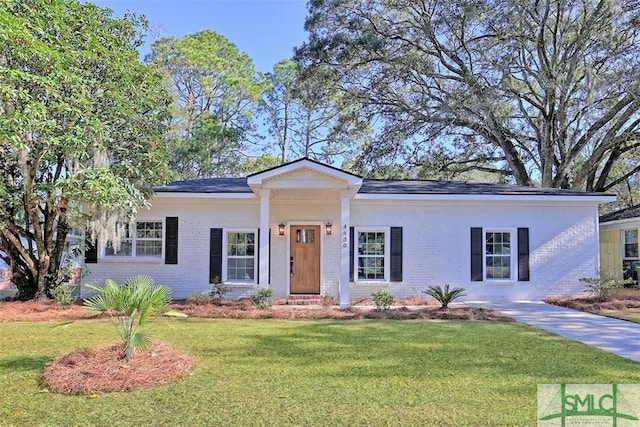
[371,289,394,310]
[251,288,273,308]
[423,284,467,309]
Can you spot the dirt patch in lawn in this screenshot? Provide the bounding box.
[43,341,195,394]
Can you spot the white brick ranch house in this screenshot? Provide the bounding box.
[82,158,615,307]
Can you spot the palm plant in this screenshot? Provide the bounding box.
[422,284,467,309]
[84,275,172,360]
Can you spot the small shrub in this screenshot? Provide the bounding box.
[371,289,394,311]
[50,284,77,307]
[187,292,211,305]
[580,270,626,302]
[251,288,273,309]
[210,276,231,300]
[320,293,336,309]
[423,284,467,309]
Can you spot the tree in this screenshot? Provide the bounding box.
[0,0,172,300]
[260,58,370,165]
[147,30,266,179]
[297,0,640,189]
[84,275,173,360]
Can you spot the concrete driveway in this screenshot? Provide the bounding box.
[473,300,640,363]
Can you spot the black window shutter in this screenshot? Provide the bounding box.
[390,227,403,281]
[517,228,530,281]
[268,228,271,284]
[471,227,483,281]
[257,229,261,285]
[85,236,98,264]
[349,227,354,281]
[165,217,178,265]
[209,228,223,283]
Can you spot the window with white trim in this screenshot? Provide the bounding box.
[623,229,638,259]
[105,221,163,258]
[224,231,256,283]
[484,230,515,280]
[356,229,389,281]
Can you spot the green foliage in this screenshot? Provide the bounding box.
[579,271,626,302]
[371,289,394,311]
[251,288,273,309]
[49,284,77,307]
[83,275,172,359]
[209,277,231,300]
[186,292,211,305]
[298,0,640,189]
[0,0,172,300]
[147,30,267,179]
[423,285,467,309]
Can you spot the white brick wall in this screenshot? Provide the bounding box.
[83,194,602,303]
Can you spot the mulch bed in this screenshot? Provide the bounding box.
[43,341,195,395]
[544,296,640,313]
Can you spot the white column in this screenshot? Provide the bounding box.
[339,191,351,309]
[259,189,270,289]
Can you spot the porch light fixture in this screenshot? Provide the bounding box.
[325,222,332,236]
[278,223,286,236]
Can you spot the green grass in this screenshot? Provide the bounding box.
[1,318,639,426]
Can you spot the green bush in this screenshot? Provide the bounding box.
[251,288,273,309]
[579,270,625,301]
[371,289,394,311]
[210,276,231,300]
[187,292,211,304]
[50,284,77,307]
[84,275,172,360]
[423,284,467,309]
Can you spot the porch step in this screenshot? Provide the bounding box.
[280,295,323,306]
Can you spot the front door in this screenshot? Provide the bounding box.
[290,225,321,294]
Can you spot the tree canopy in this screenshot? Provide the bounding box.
[297,0,640,189]
[147,30,267,179]
[0,0,172,299]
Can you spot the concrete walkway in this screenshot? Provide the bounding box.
[472,300,640,363]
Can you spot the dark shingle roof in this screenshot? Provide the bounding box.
[358,179,607,196]
[154,178,251,193]
[154,176,608,197]
[600,205,640,223]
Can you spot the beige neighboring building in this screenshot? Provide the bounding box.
[600,206,640,284]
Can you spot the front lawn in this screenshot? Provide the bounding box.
[1,318,639,426]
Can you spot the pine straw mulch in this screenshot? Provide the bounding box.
[0,298,512,322]
[544,287,640,312]
[43,341,195,395]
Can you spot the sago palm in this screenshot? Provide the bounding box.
[423,284,467,309]
[84,275,172,359]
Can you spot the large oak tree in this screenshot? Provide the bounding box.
[297,0,640,189]
[0,0,172,299]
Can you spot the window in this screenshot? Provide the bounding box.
[105,221,163,258]
[623,229,638,258]
[356,230,388,281]
[484,230,514,280]
[225,231,256,283]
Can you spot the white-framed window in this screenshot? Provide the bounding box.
[223,229,257,283]
[623,229,639,259]
[104,220,163,258]
[355,227,390,282]
[484,229,516,281]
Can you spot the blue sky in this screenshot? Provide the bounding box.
[90,0,310,73]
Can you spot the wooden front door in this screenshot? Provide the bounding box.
[290,225,321,294]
